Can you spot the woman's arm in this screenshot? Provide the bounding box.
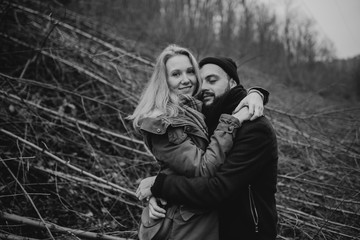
[142,114,241,178]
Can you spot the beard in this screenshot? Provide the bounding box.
[201,85,247,136]
[201,84,231,107]
[201,91,231,136]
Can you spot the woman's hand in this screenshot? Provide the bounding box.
[233,92,264,120]
[148,197,167,219]
[136,176,156,201]
[232,106,251,124]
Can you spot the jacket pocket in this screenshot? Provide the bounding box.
[168,127,187,145]
[179,205,208,221]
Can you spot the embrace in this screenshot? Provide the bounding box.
[128,44,278,240]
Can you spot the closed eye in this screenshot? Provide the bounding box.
[205,76,218,83]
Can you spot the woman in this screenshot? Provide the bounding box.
[128,44,255,240]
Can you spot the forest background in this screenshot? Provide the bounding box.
[0,0,359,239]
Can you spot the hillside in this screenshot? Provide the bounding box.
[0,1,359,239]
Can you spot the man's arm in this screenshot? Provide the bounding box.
[151,117,278,208]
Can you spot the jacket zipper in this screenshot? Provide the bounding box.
[249,185,259,233]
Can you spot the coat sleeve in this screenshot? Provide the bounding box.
[247,87,269,105]
[151,117,278,207]
[145,114,241,177]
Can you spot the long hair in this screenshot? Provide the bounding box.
[127,44,202,130]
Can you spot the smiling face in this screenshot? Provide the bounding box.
[166,54,198,96]
[200,63,237,106]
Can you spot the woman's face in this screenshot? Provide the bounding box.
[166,54,197,96]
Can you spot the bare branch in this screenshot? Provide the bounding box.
[0,212,132,240]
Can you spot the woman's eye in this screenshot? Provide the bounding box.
[187,69,195,75]
[172,71,180,77]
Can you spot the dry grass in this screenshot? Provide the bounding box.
[0,0,359,239]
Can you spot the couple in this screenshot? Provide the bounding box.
[128,44,278,240]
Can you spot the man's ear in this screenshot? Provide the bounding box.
[229,79,237,89]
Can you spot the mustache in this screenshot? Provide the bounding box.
[200,90,214,99]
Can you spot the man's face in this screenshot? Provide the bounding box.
[200,64,237,106]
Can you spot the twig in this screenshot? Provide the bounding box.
[9,2,154,67]
[0,32,138,105]
[277,204,360,232]
[1,89,154,158]
[0,212,133,240]
[0,193,50,198]
[0,128,136,197]
[0,72,127,116]
[19,10,58,78]
[33,165,142,208]
[272,118,360,159]
[278,175,356,192]
[0,233,38,240]
[278,211,359,239]
[266,105,360,120]
[278,182,360,205]
[0,158,55,240]
[277,194,359,217]
[0,90,150,154]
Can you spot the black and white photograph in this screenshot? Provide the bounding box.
[0,0,359,239]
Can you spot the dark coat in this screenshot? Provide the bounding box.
[152,86,278,240]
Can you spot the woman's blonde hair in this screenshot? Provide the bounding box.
[128,44,202,130]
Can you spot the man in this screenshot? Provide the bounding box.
[137,57,278,239]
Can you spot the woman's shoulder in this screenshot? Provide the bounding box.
[139,112,193,136]
[139,113,169,135]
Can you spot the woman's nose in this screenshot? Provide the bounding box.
[181,73,190,84]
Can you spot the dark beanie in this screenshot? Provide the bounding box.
[199,57,240,84]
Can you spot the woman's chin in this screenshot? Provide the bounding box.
[178,88,194,96]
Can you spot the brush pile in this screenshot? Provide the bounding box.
[0,1,359,239]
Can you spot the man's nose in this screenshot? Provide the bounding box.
[201,80,210,90]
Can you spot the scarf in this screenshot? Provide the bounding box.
[202,85,247,136]
[179,94,208,137]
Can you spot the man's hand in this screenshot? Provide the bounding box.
[136,176,156,201]
[148,197,167,219]
[233,91,264,121]
[232,106,251,124]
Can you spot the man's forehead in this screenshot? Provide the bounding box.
[200,63,227,78]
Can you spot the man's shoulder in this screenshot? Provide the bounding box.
[238,116,276,136]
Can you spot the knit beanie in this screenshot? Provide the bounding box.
[199,57,240,84]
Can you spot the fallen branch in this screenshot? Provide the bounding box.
[1,159,55,240]
[278,211,358,239]
[0,128,136,197]
[278,182,360,205]
[34,165,142,209]
[267,105,360,120]
[0,72,128,117]
[10,2,154,67]
[0,233,38,240]
[277,136,332,155]
[0,32,138,105]
[272,118,360,159]
[21,0,154,72]
[277,194,359,217]
[278,175,355,192]
[277,204,360,232]
[0,90,152,157]
[0,212,133,240]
